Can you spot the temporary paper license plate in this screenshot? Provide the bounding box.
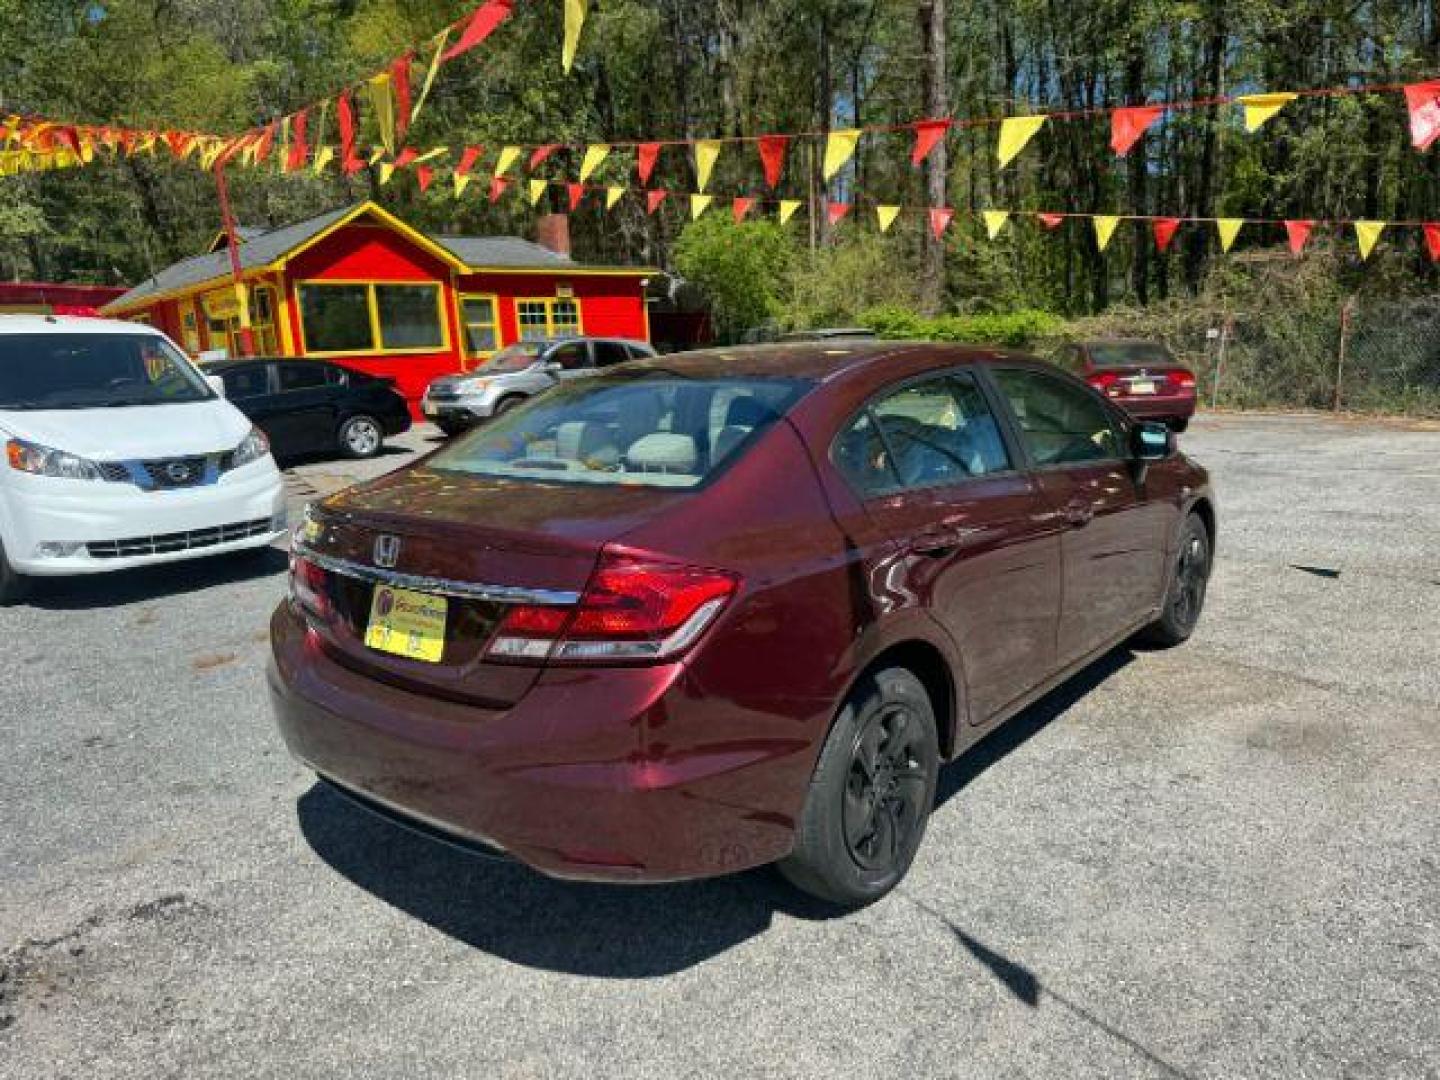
[364,585,448,663]
[1129,379,1158,395]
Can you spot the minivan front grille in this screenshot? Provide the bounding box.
[87,518,274,559]
[97,454,232,490]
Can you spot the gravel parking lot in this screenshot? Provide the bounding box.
[2,413,1436,1079]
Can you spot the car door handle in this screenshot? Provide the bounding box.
[1063,500,1094,528]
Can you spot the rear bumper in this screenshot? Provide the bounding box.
[268,602,806,883]
[1113,394,1196,422]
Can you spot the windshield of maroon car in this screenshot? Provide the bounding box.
[1087,343,1176,368]
[429,372,812,488]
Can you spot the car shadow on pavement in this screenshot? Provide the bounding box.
[296,645,1138,980]
[19,547,288,611]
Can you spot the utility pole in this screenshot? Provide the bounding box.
[212,164,256,358]
[918,0,948,313]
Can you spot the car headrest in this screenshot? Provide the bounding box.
[724,395,769,428]
[626,433,698,474]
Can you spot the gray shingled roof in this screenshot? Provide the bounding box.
[434,235,574,268]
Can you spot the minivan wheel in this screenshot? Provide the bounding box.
[492,395,523,416]
[779,667,939,908]
[0,540,31,606]
[338,414,384,459]
[1138,512,1210,647]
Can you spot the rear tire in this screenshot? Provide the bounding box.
[0,539,31,606]
[779,667,939,908]
[492,395,524,417]
[1169,418,1190,433]
[338,414,384,459]
[434,419,468,438]
[1138,512,1210,647]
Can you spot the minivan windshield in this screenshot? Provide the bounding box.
[0,333,215,410]
[480,343,545,374]
[430,370,811,488]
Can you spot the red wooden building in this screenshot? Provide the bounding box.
[0,281,127,315]
[103,202,653,412]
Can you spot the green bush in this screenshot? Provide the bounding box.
[673,216,793,340]
[783,233,919,330]
[860,305,1063,348]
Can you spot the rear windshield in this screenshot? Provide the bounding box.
[1087,343,1175,368]
[0,333,214,410]
[430,370,811,488]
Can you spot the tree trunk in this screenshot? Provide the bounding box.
[918,0,947,312]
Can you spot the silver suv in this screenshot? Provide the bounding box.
[423,337,657,435]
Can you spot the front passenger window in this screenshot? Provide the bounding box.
[992,368,1121,465]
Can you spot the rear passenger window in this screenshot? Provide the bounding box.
[593,342,631,367]
[549,343,590,371]
[221,366,268,399]
[991,368,1121,465]
[277,364,328,391]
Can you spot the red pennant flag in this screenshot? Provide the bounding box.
[392,54,413,143]
[443,0,514,61]
[646,189,668,214]
[1153,217,1182,252]
[416,164,434,191]
[1036,212,1065,230]
[1284,219,1314,256]
[910,119,951,166]
[56,126,83,156]
[1403,80,1440,152]
[1424,223,1440,263]
[757,135,789,189]
[164,131,188,158]
[732,196,754,223]
[393,147,419,169]
[119,130,137,156]
[529,143,559,170]
[286,109,309,171]
[253,123,276,164]
[489,176,510,203]
[1111,105,1165,157]
[826,201,851,227]
[567,182,586,211]
[929,207,954,239]
[456,145,482,176]
[338,92,363,173]
[636,142,661,185]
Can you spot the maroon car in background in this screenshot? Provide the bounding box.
[269,343,1215,907]
[1055,340,1198,431]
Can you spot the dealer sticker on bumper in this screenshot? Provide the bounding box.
[364,585,448,663]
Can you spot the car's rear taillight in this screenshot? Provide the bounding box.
[488,548,739,664]
[1173,372,1197,392]
[289,554,331,619]
[1086,372,1124,397]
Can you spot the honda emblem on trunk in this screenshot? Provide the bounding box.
[373,535,401,569]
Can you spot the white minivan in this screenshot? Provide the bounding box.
[0,315,287,602]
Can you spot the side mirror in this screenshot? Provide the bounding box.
[205,374,226,398]
[1132,421,1173,461]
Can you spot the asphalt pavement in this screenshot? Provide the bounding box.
[1,413,1436,1079]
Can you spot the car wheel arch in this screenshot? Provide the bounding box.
[1188,496,1216,556]
[837,637,964,761]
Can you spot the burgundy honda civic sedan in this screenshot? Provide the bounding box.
[269,343,1215,906]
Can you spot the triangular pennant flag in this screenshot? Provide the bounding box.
[338,92,363,173]
[930,207,954,240]
[455,145,482,177]
[416,164,434,192]
[1216,218,1244,253]
[164,130,188,159]
[411,30,450,123]
[579,143,610,183]
[694,140,721,191]
[489,176,510,203]
[1425,223,1440,263]
[606,185,624,209]
[1111,105,1165,157]
[1403,81,1440,151]
[1285,220,1314,256]
[636,142,661,185]
[391,55,412,144]
[253,123,276,164]
[453,172,472,197]
[366,74,397,155]
[567,182,587,210]
[443,0,514,61]
[1093,215,1121,251]
[690,193,713,220]
[414,147,449,166]
[1152,217,1182,253]
[286,109,309,171]
[875,205,901,233]
[529,144,559,170]
[997,115,1046,167]
[528,178,547,205]
[757,135,789,189]
[778,199,802,225]
[822,129,860,181]
[732,196,754,223]
[562,0,586,72]
[910,119,951,166]
[1354,220,1385,260]
[1036,212,1065,230]
[494,145,521,176]
[1237,92,1297,132]
[646,189,668,214]
[393,147,419,169]
[378,162,397,186]
[311,145,334,174]
[983,210,1010,240]
[368,146,386,166]
[826,201,851,226]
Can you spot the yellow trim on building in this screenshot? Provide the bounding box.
[294,279,452,357]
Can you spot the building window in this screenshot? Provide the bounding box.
[250,285,280,355]
[297,281,445,354]
[515,298,581,342]
[181,306,201,354]
[461,294,499,357]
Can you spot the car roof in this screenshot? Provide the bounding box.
[0,314,163,336]
[202,356,326,371]
[622,341,1020,381]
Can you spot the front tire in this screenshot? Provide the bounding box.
[1138,512,1211,647]
[779,667,939,907]
[338,414,384,459]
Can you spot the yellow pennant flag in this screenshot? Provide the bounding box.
[494,146,521,176]
[1216,218,1245,252]
[690,193,713,220]
[454,172,472,197]
[366,73,397,155]
[579,143,610,183]
[997,116,1046,167]
[606,185,624,209]
[412,30,451,123]
[822,129,860,181]
[368,146,385,165]
[875,205,901,233]
[983,210,1011,240]
[563,0,586,72]
[412,146,449,165]
[778,199,802,225]
[378,162,396,186]
[528,178,548,205]
[311,145,334,175]
[199,142,224,170]
[1093,215,1121,251]
[1354,220,1385,260]
[1237,93,1297,132]
[694,140,722,191]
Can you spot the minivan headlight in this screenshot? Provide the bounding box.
[4,439,103,480]
[229,426,270,469]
